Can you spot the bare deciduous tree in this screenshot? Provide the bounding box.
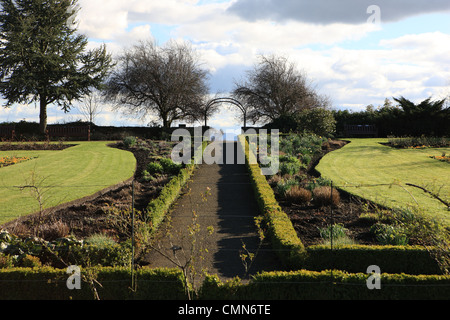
[233,54,330,124]
[77,89,105,125]
[104,40,209,128]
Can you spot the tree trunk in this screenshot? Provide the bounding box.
[39,97,48,134]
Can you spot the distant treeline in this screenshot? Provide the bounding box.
[333,97,450,138]
[0,121,211,141]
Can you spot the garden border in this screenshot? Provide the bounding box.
[238,134,444,275]
[238,135,306,269]
[146,140,208,232]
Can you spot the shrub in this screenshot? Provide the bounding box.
[285,186,312,205]
[296,108,337,137]
[160,157,183,175]
[279,155,303,176]
[313,186,340,206]
[267,174,283,187]
[146,162,164,175]
[59,242,132,267]
[38,220,70,241]
[19,254,42,268]
[279,162,302,176]
[240,135,306,269]
[275,178,298,197]
[123,136,137,148]
[0,254,14,268]
[306,177,332,191]
[319,224,355,246]
[370,223,409,246]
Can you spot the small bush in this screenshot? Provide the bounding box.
[160,157,183,175]
[313,186,340,207]
[276,178,298,197]
[280,162,302,176]
[319,224,355,246]
[123,136,137,148]
[19,254,42,268]
[279,155,303,176]
[59,242,132,267]
[285,186,312,205]
[370,223,409,246]
[306,177,332,191]
[0,254,14,268]
[147,162,164,175]
[267,174,283,187]
[38,220,70,241]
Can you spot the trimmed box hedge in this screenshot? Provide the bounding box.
[146,141,207,232]
[199,270,450,300]
[1,265,449,300]
[238,135,305,268]
[304,245,442,275]
[0,267,187,300]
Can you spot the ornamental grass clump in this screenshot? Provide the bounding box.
[319,223,355,246]
[285,186,312,205]
[313,186,340,207]
[276,178,299,198]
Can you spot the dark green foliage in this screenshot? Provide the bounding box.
[370,223,409,246]
[122,136,137,148]
[334,97,450,137]
[264,108,336,137]
[0,0,113,133]
[159,157,183,175]
[279,155,303,176]
[146,162,164,175]
[304,245,442,275]
[146,141,207,231]
[279,133,326,167]
[296,108,336,137]
[0,267,188,300]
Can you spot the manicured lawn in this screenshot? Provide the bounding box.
[316,139,450,225]
[0,141,136,224]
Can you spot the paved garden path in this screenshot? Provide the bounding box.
[143,141,282,283]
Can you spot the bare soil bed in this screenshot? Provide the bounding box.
[273,140,380,247]
[279,194,378,247]
[0,141,75,151]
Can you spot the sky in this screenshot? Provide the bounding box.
[1,0,450,135]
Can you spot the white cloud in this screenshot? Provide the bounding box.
[77,0,129,39]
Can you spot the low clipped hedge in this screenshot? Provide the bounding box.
[2,266,450,300]
[146,141,207,231]
[304,245,442,275]
[238,135,305,268]
[0,267,187,300]
[199,270,450,300]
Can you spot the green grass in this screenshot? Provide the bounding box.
[0,141,136,224]
[316,139,450,225]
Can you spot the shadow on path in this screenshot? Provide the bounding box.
[143,141,282,283]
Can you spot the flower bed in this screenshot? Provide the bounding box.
[0,155,34,168]
[429,153,450,163]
